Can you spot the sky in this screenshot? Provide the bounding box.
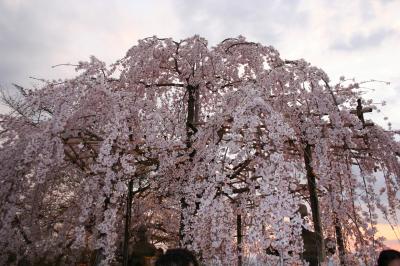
[0,0,399,249]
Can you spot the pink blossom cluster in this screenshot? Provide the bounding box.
[0,36,399,265]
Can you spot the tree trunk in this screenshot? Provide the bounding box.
[186,85,198,147]
[237,214,243,266]
[194,86,200,124]
[335,217,346,266]
[303,143,325,263]
[179,197,189,245]
[179,85,199,244]
[123,180,133,266]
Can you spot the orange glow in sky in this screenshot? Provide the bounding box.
[376,223,400,250]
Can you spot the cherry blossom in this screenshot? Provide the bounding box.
[0,36,399,265]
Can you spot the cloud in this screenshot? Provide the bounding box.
[380,0,395,4]
[173,0,309,45]
[0,0,62,85]
[0,0,180,87]
[0,0,311,88]
[331,28,397,51]
[0,1,108,86]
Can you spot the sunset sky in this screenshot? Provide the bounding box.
[0,0,399,249]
